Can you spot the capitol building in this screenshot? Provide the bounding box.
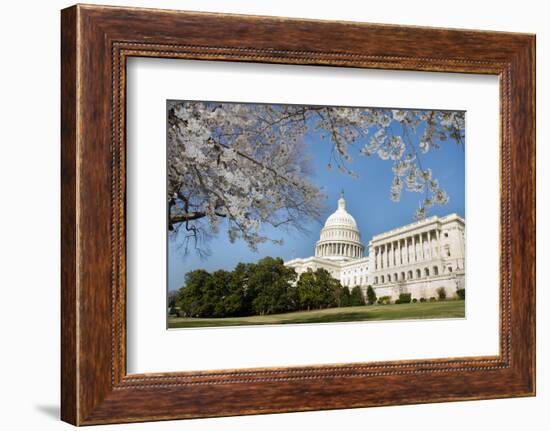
[285,193,465,301]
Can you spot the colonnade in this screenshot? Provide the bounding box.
[316,242,363,258]
[373,229,441,270]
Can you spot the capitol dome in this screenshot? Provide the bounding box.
[315,192,364,261]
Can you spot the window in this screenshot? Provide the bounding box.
[381,275,385,283]
[425,267,430,277]
[374,276,378,284]
[444,232,449,238]
[448,267,453,273]
[416,269,421,279]
[433,266,439,276]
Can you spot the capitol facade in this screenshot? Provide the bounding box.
[285,193,465,301]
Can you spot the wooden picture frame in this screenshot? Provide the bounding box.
[61,4,535,425]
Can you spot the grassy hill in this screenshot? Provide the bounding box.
[168,299,465,329]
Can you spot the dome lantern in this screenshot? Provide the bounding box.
[338,190,346,210]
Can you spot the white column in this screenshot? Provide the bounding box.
[399,239,402,265]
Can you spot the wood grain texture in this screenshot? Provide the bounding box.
[60,4,536,425]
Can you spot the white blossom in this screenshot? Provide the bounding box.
[167,101,465,253]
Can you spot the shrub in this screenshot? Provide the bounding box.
[412,298,418,303]
[456,288,466,300]
[429,297,437,302]
[436,287,447,300]
[378,295,392,305]
[398,293,411,304]
[419,297,426,303]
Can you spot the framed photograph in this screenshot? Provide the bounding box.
[61,4,535,425]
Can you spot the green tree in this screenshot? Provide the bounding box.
[177,269,211,317]
[297,270,319,311]
[297,268,340,310]
[350,286,365,306]
[337,286,352,307]
[207,270,233,317]
[366,285,377,305]
[247,257,297,315]
[314,268,340,308]
[224,262,251,316]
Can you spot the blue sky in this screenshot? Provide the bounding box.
[168,109,465,291]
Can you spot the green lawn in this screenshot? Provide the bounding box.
[168,300,465,328]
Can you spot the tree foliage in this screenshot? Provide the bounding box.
[176,259,366,318]
[168,101,465,254]
[350,286,366,306]
[366,285,377,305]
[296,268,341,311]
